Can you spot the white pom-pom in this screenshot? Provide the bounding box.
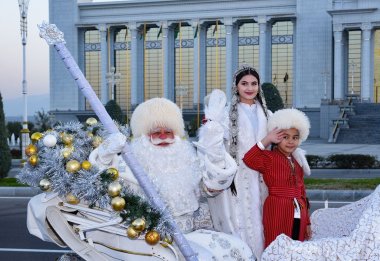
[43,134,57,147]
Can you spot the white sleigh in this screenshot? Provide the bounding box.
[262,185,380,261]
[28,193,180,261]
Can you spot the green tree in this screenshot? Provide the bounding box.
[105,100,125,124]
[7,121,22,140]
[0,92,11,178]
[34,108,54,132]
[262,82,284,112]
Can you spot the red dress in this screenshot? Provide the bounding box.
[243,144,310,248]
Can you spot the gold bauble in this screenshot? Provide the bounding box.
[126,226,140,239]
[106,167,119,180]
[66,160,81,173]
[66,193,80,205]
[28,155,39,166]
[39,179,51,192]
[162,234,173,246]
[61,148,72,158]
[92,136,103,148]
[87,132,94,138]
[111,196,125,211]
[62,133,74,145]
[145,230,160,245]
[31,132,43,143]
[108,181,122,197]
[86,117,98,126]
[81,160,91,170]
[25,144,38,156]
[132,218,146,232]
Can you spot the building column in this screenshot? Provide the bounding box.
[361,22,372,101]
[129,22,140,108]
[193,22,207,108]
[333,24,344,100]
[224,17,234,100]
[257,16,271,83]
[98,24,109,104]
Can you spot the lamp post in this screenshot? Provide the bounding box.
[18,0,31,161]
[106,67,121,101]
[349,60,356,95]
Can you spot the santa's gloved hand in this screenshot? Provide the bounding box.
[89,133,126,169]
[194,120,226,165]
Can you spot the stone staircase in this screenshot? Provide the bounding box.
[337,103,380,144]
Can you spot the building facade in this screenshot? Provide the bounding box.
[48,0,380,139]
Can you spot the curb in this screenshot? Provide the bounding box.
[0,187,374,201]
[306,189,373,201]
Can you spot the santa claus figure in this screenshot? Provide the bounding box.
[88,97,255,260]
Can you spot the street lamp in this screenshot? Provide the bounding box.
[18,0,31,161]
[106,67,121,101]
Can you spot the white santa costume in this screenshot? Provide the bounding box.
[89,98,255,260]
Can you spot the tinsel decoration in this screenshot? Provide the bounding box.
[17,121,168,236]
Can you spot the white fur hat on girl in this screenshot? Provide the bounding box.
[130,98,185,138]
[267,108,310,142]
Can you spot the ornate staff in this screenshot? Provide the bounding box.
[38,22,198,261]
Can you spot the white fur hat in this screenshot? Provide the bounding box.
[267,108,310,142]
[130,98,185,138]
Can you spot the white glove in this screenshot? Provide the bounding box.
[194,120,225,164]
[292,148,311,176]
[89,133,126,169]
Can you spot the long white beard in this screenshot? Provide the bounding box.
[130,136,202,217]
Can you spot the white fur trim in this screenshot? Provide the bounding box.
[267,108,310,142]
[203,151,237,190]
[130,98,185,137]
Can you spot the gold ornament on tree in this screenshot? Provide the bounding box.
[92,136,103,148]
[86,117,98,126]
[31,132,43,143]
[162,233,173,247]
[145,230,160,245]
[81,160,92,170]
[108,181,122,197]
[61,147,72,158]
[28,155,39,166]
[66,160,81,173]
[111,196,125,211]
[106,167,119,180]
[62,133,74,145]
[25,144,38,156]
[39,179,51,192]
[126,226,140,239]
[66,193,80,205]
[132,218,146,232]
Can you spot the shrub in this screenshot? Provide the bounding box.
[105,100,125,124]
[327,154,378,169]
[0,92,11,178]
[306,155,325,168]
[261,82,284,112]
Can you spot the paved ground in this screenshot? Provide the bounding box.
[300,138,380,159]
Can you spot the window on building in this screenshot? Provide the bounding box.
[347,30,361,96]
[206,22,226,95]
[84,29,101,110]
[114,28,131,120]
[272,21,293,107]
[238,22,259,70]
[144,25,163,100]
[175,23,194,110]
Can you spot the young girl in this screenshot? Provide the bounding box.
[243,108,312,248]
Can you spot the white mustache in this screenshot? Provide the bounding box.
[150,137,176,145]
